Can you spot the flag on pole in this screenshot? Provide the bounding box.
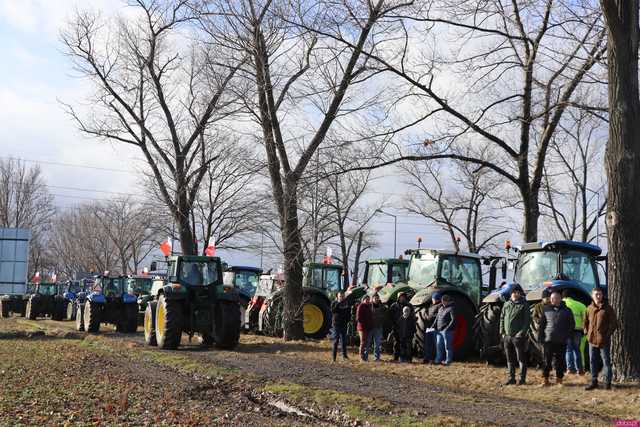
[160,237,172,257]
[205,238,216,256]
[33,271,41,283]
[51,273,57,282]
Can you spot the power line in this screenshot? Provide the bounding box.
[1,156,139,174]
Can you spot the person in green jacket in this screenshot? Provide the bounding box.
[500,284,531,385]
[562,290,587,375]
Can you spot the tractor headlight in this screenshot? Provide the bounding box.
[170,283,182,290]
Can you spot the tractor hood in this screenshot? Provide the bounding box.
[409,279,450,306]
[374,282,413,304]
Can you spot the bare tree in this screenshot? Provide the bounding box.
[541,108,607,243]
[0,158,56,276]
[323,1,607,243]
[61,1,245,255]
[600,0,640,380]
[197,0,399,339]
[403,154,507,254]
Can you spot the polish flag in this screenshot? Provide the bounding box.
[51,273,57,282]
[33,271,41,283]
[160,237,172,257]
[205,239,216,256]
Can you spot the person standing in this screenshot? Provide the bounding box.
[330,292,351,361]
[562,289,587,375]
[370,293,388,362]
[422,292,442,364]
[397,306,416,362]
[356,295,373,361]
[499,285,530,385]
[390,292,413,362]
[584,287,618,390]
[538,291,575,386]
[433,294,456,366]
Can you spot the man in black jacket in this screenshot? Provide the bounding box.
[538,290,575,386]
[390,292,413,361]
[433,294,456,365]
[422,292,442,364]
[331,292,350,361]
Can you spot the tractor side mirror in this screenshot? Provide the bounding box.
[501,261,507,279]
[150,261,157,271]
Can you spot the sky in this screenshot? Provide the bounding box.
[0,0,495,272]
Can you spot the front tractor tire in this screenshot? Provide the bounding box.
[302,293,332,340]
[214,300,241,350]
[144,301,157,346]
[52,299,65,321]
[262,296,284,337]
[67,301,77,321]
[0,300,9,318]
[75,303,85,331]
[84,300,102,333]
[527,302,544,366]
[155,295,183,350]
[25,299,36,320]
[474,303,504,365]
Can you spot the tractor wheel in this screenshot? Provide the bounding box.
[475,303,504,364]
[302,293,332,340]
[25,298,36,320]
[66,302,76,321]
[214,300,241,350]
[155,295,183,350]
[144,301,157,346]
[75,303,85,331]
[413,304,430,356]
[51,299,64,321]
[0,300,8,318]
[84,300,101,333]
[19,300,27,317]
[125,303,138,333]
[527,302,544,366]
[262,296,284,337]
[450,297,476,360]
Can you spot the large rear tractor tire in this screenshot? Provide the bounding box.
[528,302,544,366]
[144,301,157,346]
[0,300,9,318]
[155,295,183,350]
[302,292,332,340]
[413,304,430,355]
[52,299,65,321]
[84,300,102,333]
[125,303,138,333]
[25,298,36,320]
[75,303,85,331]
[451,297,476,360]
[262,296,284,337]
[475,303,504,365]
[214,300,241,350]
[66,301,77,321]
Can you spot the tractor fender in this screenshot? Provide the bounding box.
[302,287,331,305]
[217,287,240,303]
[375,283,413,305]
[137,294,153,305]
[525,281,592,306]
[63,291,76,301]
[122,293,137,304]
[87,292,106,304]
[482,283,514,304]
[160,284,187,300]
[410,284,448,307]
[440,290,478,315]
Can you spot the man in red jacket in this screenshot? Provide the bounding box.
[356,295,373,361]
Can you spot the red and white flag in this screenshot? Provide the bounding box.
[51,273,57,282]
[33,271,41,283]
[160,237,172,257]
[205,238,216,256]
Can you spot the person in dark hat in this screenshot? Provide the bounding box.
[499,284,530,385]
[390,292,413,362]
[422,292,442,364]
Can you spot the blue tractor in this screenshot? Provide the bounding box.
[76,275,138,333]
[224,266,262,329]
[475,240,605,364]
[63,279,92,321]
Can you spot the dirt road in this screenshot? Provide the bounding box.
[1,317,638,426]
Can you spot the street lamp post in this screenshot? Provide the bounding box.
[584,186,603,247]
[376,209,397,257]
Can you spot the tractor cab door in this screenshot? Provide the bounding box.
[439,256,482,307]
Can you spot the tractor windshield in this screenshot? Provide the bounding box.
[130,278,153,295]
[67,281,82,293]
[39,284,58,296]
[515,249,598,293]
[310,267,342,292]
[367,264,388,287]
[103,278,125,297]
[439,256,482,304]
[408,255,438,286]
[179,261,218,286]
[234,271,259,296]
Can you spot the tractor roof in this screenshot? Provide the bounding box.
[520,240,602,256]
[227,265,262,273]
[367,258,410,265]
[306,262,343,270]
[167,255,221,262]
[410,248,482,259]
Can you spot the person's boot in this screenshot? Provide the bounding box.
[605,383,612,390]
[504,363,516,385]
[504,377,516,386]
[585,381,599,391]
[578,369,585,376]
[556,377,564,387]
[518,364,527,385]
[539,377,551,387]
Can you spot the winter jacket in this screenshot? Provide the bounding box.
[425,302,441,326]
[331,300,351,329]
[397,312,416,341]
[432,303,456,332]
[500,297,530,338]
[356,302,373,332]
[390,301,413,326]
[538,302,575,344]
[563,297,587,330]
[370,302,388,330]
[584,302,618,348]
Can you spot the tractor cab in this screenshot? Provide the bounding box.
[35,282,60,296]
[93,276,129,300]
[364,258,409,289]
[304,263,343,299]
[171,256,220,287]
[128,276,153,296]
[225,266,262,302]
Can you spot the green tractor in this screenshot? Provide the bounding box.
[374,249,484,360]
[143,255,241,350]
[0,282,36,318]
[25,282,66,321]
[127,275,154,325]
[260,263,342,339]
[475,240,605,365]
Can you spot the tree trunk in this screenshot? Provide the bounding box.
[351,231,363,288]
[281,180,305,341]
[601,0,640,380]
[521,188,541,242]
[175,206,195,256]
